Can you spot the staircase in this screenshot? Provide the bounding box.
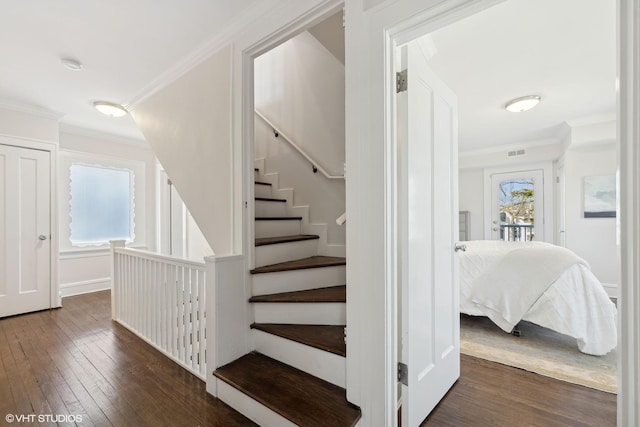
[213,166,360,426]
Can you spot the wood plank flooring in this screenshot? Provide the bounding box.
[0,291,255,427]
[0,291,616,426]
[421,354,616,426]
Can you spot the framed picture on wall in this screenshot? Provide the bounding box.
[584,175,616,218]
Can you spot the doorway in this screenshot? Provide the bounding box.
[387,2,624,424]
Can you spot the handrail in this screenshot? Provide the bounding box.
[254,110,345,180]
[114,246,206,270]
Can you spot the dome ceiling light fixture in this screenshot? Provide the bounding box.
[505,95,542,113]
[93,101,128,118]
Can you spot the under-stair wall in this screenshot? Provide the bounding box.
[132,46,234,255]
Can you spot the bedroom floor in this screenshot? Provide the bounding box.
[421,354,616,426]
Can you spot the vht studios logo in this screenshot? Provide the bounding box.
[5,414,83,423]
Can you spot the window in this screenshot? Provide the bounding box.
[69,164,135,246]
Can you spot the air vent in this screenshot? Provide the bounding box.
[507,149,526,157]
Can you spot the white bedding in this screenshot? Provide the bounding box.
[460,240,617,355]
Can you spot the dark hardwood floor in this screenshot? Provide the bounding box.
[0,291,255,427]
[421,354,616,427]
[1,291,616,426]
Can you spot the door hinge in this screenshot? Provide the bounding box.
[396,69,408,93]
[167,179,172,186]
[398,362,408,386]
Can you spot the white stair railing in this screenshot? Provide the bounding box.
[110,241,207,380]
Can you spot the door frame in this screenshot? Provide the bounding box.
[354,0,638,424]
[240,0,344,271]
[0,134,59,310]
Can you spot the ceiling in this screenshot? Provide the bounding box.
[0,1,616,151]
[0,0,259,141]
[426,0,616,152]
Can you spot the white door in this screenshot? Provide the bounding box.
[489,170,543,241]
[0,144,51,317]
[398,41,460,426]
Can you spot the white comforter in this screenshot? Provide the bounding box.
[460,240,617,355]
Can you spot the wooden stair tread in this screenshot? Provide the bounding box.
[250,256,345,274]
[255,216,302,221]
[251,323,346,356]
[214,352,360,427]
[250,285,346,303]
[255,234,319,247]
[255,181,272,186]
[255,197,287,202]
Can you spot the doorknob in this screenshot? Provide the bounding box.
[454,243,467,252]
[38,235,47,241]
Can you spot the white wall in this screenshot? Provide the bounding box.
[255,31,345,177]
[157,171,213,262]
[58,129,157,297]
[564,142,618,286]
[132,46,233,256]
[458,168,484,240]
[0,106,59,143]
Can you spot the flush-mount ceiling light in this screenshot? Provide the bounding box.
[505,95,541,113]
[61,58,83,71]
[93,101,128,118]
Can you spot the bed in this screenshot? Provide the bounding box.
[459,240,617,356]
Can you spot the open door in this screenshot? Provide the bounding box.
[397,40,460,426]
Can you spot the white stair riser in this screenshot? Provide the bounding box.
[253,302,345,325]
[216,380,297,427]
[255,200,287,217]
[254,170,259,181]
[254,239,318,268]
[252,266,346,296]
[254,184,272,198]
[255,219,301,238]
[252,329,346,388]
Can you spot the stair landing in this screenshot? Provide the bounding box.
[214,352,361,427]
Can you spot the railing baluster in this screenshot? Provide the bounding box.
[198,269,206,377]
[191,269,199,371]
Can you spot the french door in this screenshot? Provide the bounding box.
[489,169,544,242]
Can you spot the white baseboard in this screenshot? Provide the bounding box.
[601,283,619,299]
[59,277,111,297]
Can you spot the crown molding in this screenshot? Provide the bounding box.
[125,0,281,109]
[0,100,64,121]
[58,123,150,149]
[459,136,561,158]
[565,111,616,128]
